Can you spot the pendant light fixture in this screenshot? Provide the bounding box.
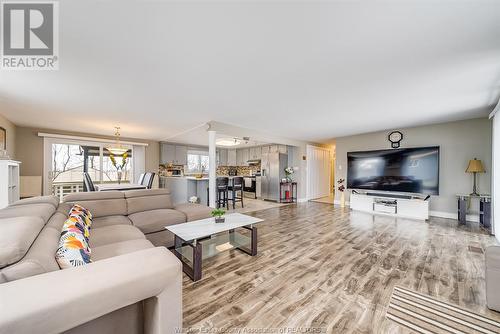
[106,126,128,155]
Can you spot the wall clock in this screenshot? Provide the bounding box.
[388,131,403,148]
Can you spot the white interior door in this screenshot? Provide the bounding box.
[306,145,331,200]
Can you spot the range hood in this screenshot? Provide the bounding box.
[247,159,261,165]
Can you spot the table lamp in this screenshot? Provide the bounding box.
[466,158,485,196]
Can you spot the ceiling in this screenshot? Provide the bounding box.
[165,124,270,148]
[1,1,500,143]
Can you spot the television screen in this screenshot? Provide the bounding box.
[347,146,439,195]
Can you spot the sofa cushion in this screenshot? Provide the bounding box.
[0,203,56,223]
[10,195,59,208]
[90,225,145,248]
[62,191,127,218]
[145,229,176,248]
[174,203,212,222]
[91,239,154,261]
[0,217,45,268]
[92,215,132,228]
[0,225,61,282]
[128,209,186,234]
[124,189,174,215]
[46,212,67,230]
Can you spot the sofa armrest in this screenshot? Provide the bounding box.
[485,246,500,311]
[0,247,182,334]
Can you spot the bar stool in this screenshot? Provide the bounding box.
[206,177,230,209]
[228,177,244,209]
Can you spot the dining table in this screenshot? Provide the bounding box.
[95,183,147,191]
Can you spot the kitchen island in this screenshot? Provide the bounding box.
[160,176,209,205]
[160,175,262,205]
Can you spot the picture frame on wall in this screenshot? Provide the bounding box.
[0,127,6,151]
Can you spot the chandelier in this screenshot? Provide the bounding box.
[106,127,128,155]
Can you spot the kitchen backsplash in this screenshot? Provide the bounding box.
[217,164,261,176]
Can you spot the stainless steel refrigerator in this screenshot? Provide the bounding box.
[261,152,288,201]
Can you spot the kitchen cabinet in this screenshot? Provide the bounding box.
[236,148,249,166]
[161,144,176,164]
[278,145,288,154]
[261,145,270,154]
[218,149,228,166]
[160,143,188,165]
[227,149,237,166]
[249,146,261,160]
[175,145,187,165]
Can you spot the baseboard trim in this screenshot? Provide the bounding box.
[429,210,479,223]
[297,198,308,203]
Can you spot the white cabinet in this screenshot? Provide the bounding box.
[227,149,237,166]
[350,193,429,220]
[249,147,262,160]
[161,144,176,164]
[218,149,228,166]
[175,145,187,165]
[236,148,249,166]
[0,160,20,209]
[160,143,187,165]
[278,145,288,154]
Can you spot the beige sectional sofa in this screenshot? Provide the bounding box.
[0,189,212,334]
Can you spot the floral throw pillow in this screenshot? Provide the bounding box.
[69,204,93,230]
[55,204,93,269]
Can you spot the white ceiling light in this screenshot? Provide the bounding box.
[216,138,241,146]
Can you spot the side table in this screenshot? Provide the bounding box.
[456,194,491,233]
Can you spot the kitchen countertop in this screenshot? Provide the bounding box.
[162,175,259,180]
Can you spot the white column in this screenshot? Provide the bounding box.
[208,130,217,208]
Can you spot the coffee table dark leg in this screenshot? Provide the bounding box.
[172,236,203,282]
[192,241,202,281]
[232,226,257,256]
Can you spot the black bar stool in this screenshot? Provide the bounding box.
[228,177,244,209]
[206,177,230,209]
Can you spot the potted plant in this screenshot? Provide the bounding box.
[211,208,226,223]
[337,178,346,207]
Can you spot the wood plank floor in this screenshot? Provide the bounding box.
[182,202,499,333]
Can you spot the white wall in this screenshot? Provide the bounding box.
[492,114,500,240]
[334,118,492,219]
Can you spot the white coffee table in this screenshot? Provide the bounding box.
[166,213,264,281]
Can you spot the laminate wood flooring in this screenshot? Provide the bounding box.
[182,202,499,333]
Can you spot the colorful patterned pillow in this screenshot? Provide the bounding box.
[55,231,91,268]
[55,204,93,269]
[69,204,93,230]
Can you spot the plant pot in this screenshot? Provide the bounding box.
[215,217,225,223]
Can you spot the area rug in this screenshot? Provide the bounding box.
[386,286,500,334]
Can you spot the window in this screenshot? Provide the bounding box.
[187,152,209,174]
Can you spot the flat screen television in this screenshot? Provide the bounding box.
[347,146,439,195]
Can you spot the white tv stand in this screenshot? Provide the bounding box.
[350,192,429,220]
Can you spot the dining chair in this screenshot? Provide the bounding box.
[83,172,96,192]
[228,176,244,209]
[137,173,145,185]
[142,172,155,189]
